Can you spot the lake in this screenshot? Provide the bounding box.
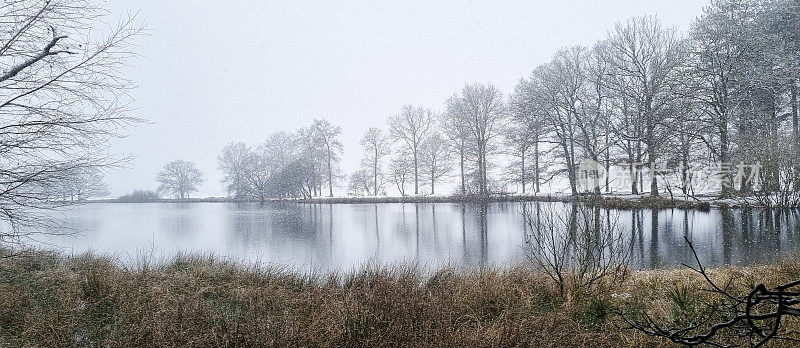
[29,202,800,271]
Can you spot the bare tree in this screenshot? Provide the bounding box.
[509,75,551,194]
[577,43,616,194]
[389,105,434,195]
[359,127,389,196]
[503,124,536,194]
[683,1,755,196]
[311,119,343,197]
[261,131,296,170]
[533,58,581,195]
[347,169,376,196]
[441,102,473,195]
[446,83,506,196]
[527,45,616,195]
[56,167,109,202]
[606,16,684,196]
[297,126,324,196]
[244,132,298,202]
[241,149,267,202]
[389,151,413,196]
[0,0,142,234]
[157,160,204,199]
[243,142,280,203]
[218,128,341,201]
[273,155,316,199]
[419,132,451,195]
[218,142,251,199]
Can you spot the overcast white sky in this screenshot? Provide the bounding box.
[103,0,707,197]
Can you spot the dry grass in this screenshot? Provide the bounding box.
[1,249,799,347]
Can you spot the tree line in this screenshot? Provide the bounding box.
[159,0,798,201]
[509,0,799,198]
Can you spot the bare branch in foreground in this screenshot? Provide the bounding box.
[620,236,800,347]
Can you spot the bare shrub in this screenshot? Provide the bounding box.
[748,136,800,208]
[523,202,631,299]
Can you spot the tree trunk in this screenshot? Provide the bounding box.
[562,141,577,195]
[373,147,378,196]
[398,178,405,196]
[477,142,484,195]
[681,141,690,195]
[792,80,798,146]
[483,150,487,194]
[568,125,576,195]
[413,147,419,195]
[629,150,638,195]
[792,80,800,190]
[476,128,489,196]
[604,148,610,193]
[327,149,333,197]
[521,149,526,194]
[759,91,780,193]
[430,163,435,195]
[460,149,465,195]
[720,115,731,196]
[648,157,658,196]
[592,154,601,195]
[602,128,610,193]
[647,130,658,197]
[534,139,540,193]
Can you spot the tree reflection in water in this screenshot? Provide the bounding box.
[41,202,800,271]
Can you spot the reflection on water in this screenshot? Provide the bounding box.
[32,202,800,271]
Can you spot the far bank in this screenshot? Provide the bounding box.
[90,193,730,210]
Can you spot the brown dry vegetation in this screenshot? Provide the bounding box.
[1,249,799,347]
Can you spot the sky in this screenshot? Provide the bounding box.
[102,0,708,197]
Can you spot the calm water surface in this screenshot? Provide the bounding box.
[31,202,800,271]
